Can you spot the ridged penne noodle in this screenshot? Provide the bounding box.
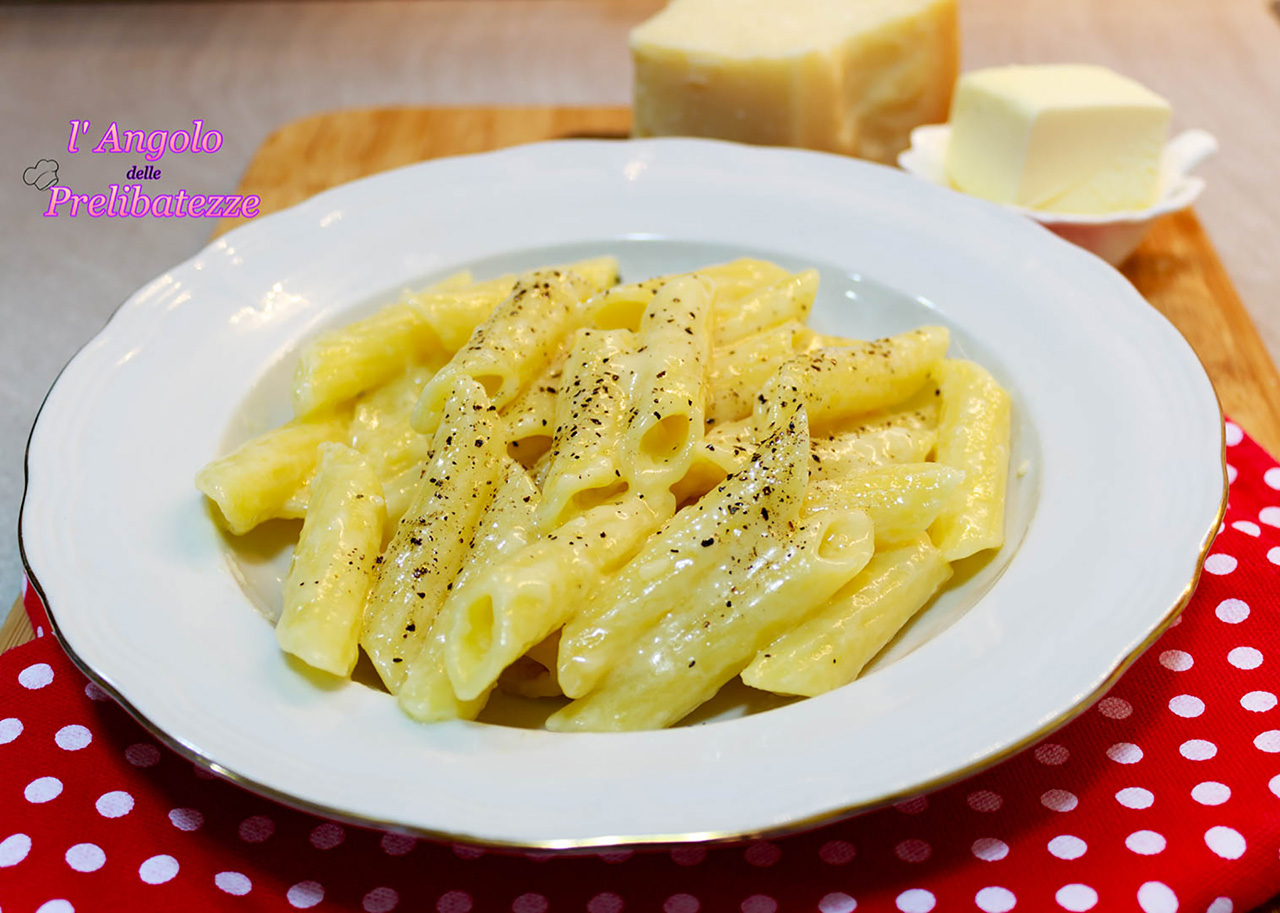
[743,535,952,697]
[403,274,518,354]
[713,269,818,346]
[811,425,938,481]
[583,278,664,332]
[411,269,595,435]
[360,377,507,691]
[708,320,817,424]
[547,509,874,731]
[622,274,714,494]
[699,258,792,314]
[276,444,386,677]
[755,327,950,436]
[446,491,673,702]
[537,328,636,528]
[500,349,568,470]
[348,365,435,481]
[195,411,350,535]
[557,409,809,699]
[396,459,540,722]
[928,360,1012,561]
[805,464,964,545]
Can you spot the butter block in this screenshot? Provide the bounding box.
[945,65,1172,214]
[630,0,959,164]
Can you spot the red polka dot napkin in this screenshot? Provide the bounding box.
[3,421,1278,913]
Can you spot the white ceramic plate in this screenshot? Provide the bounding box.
[21,138,1224,849]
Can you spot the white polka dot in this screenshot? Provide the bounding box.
[1216,599,1251,624]
[975,887,1016,913]
[1137,881,1178,913]
[65,843,105,872]
[1230,521,1261,537]
[0,832,32,867]
[452,844,484,860]
[1270,774,1280,797]
[309,822,344,849]
[1055,884,1098,911]
[664,894,700,913]
[216,871,252,895]
[84,682,109,701]
[971,837,1009,861]
[1048,835,1087,860]
[0,717,22,744]
[967,789,1003,812]
[288,880,325,909]
[438,890,474,913]
[744,842,781,867]
[818,893,856,913]
[363,887,399,913]
[1035,743,1070,765]
[587,893,624,913]
[894,796,928,814]
[1180,739,1217,760]
[1262,506,1280,528]
[1227,464,1239,484]
[818,840,856,865]
[125,744,161,767]
[1125,830,1166,855]
[138,854,179,885]
[671,846,707,866]
[1107,742,1143,764]
[1115,787,1155,809]
[1041,789,1078,812]
[1229,647,1263,669]
[168,808,203,831]
[36,902,74,913]
[1204,554,1237,575]
[95,790,134,818]
[895,889,935,913]
[894,839,932,863]
[1269,546,1280,566]
[598,850,632,863]
[1206,898,1233,913]
[1265,467,1280,489]
[1168,695,1205,718]
[19,662,54,689]
[512,894,549,913]
[1225,422,1243,445]
[54,724,91,751]
[1253,730,1280,752]
[238,815,274,842]
[1098,697,1132,719]
[1192,782,1231,805]
[25,776,63,803]
[740,895,777,913]
[381,833,415,855]
[1159,650,1193,671]
[1242,691,1277,712]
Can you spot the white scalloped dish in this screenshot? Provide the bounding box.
[21,138,1224,849]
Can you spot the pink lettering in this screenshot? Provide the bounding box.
[169,131,190,154]
[187,195,207,217]
[145,131,168,162]
[201,130,223,154]
[91,121,121,154]
[241,195,261,218]
[67,194,90,217]
[87,194,107,217]
[44,186,72,216]
[128,186,151,218]
[152,194,174,218]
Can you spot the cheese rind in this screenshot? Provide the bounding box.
[944,65,1172,214]
[630,0,959,164]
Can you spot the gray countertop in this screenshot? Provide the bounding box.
[3,0,1278,602]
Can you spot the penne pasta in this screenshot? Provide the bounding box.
[708,320,817,424]
[348,364,435,482]
[396,458,540,722]
[713,269,818,346]
[546,509,874,731]
[928,359,1012,560]
[622,273,714,494]
[500,349,568,470]
[196,411,350,535]
[743,535,952,697]
[276,444,386,677]
[804,463,964,545]
[411,269,595,435]
[445,491,673,702]
[360,377,507,691]
[537,328,637,529]
[557,407,810,699]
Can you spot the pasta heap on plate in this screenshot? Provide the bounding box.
[196,257,1011,731]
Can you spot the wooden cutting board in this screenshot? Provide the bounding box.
[8,104,1280,633]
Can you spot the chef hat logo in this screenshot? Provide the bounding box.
[23,158,59,191]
